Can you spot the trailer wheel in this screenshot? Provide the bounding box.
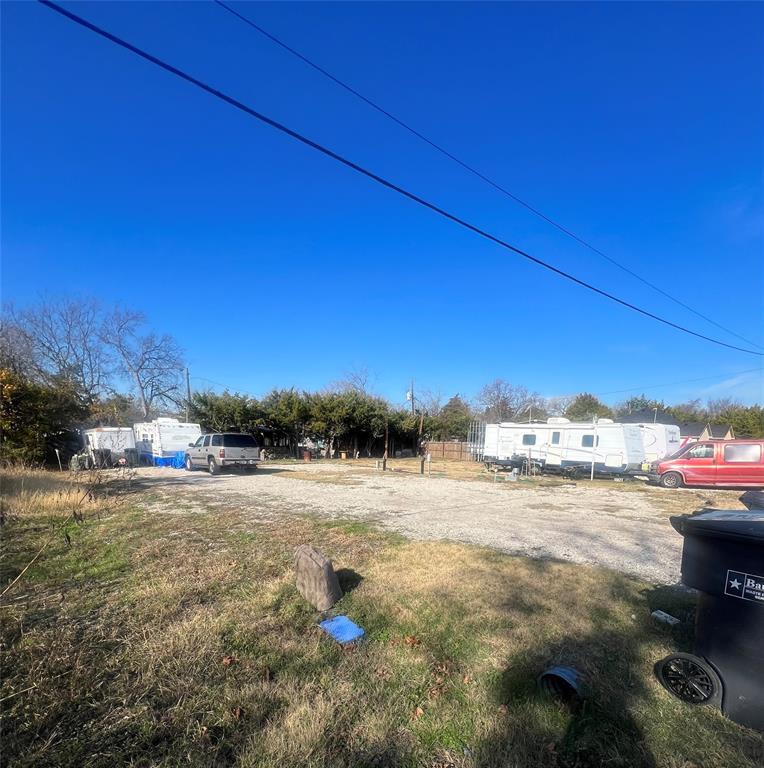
[660,471,683,489]
[655,653,722,708]
[208,457,220,476]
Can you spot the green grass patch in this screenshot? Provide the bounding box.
[0,468,761,768]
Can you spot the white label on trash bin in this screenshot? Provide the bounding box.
[725,570,764,604]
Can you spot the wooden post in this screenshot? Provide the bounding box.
[383,418,388,471]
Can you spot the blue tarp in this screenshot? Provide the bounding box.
[140,451,186,469]
[319,615,365,645]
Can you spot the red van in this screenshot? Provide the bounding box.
[656,440,764,488]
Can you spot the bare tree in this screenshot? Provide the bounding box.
[100,310,184,419]
[545,395,575,417]
[4,298,111,404]
[0,313,36,375]
[475,379,535,422]
[332,366,375,395]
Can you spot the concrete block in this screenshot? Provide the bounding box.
[294,544,343,611]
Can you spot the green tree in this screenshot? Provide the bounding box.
[429,395,472,440]
[564,393,614,421]
[0,368,87,463]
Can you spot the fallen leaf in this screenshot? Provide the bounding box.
[231,706,243,720]
[497,704,509,715]
[222,655,239,666]
[463,674,473,685]
[412,706,425,719]
[404,635,422,647]
[428,686,444,699]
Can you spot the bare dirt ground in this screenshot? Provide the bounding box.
[134,461,757,585]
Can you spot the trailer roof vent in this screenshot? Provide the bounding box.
[547,417,570,424]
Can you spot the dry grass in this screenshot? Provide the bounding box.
[1,467,762,768]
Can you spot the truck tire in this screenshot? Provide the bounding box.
[208,457,220,476]
[660,471,683,489]
[185,455,194,472]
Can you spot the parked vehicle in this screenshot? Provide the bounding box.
[482,418,645,475]
[656,440,764,488]
[82,427,136,467]
[133,418,202,465]
[634,423,681,463]
[185,433,261,475]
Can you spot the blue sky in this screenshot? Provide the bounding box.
[2,1,763,407]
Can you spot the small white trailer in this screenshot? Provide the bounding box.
[634,423,681,462]
[133,418,202,466]
[82,427,136,467]
[482,418,646,475]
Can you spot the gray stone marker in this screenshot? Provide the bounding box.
[294,544,343,611]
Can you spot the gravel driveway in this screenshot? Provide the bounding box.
[137,463,750,585]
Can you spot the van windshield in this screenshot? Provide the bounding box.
[223,434,258,448]
[665,444,692,461]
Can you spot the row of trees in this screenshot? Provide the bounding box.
[1,298,762,462]
[1,299,184,461]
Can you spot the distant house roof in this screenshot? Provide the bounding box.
[706,424,735,439]
[677,422,735,440]
[678,421,706,437]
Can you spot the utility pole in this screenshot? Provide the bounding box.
[185,367,192,423]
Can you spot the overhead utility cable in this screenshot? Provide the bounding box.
[39,0,764,357]
[214,0,763,352]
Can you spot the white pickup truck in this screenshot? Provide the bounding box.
[185,433,260,475]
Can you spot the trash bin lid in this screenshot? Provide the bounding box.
[670,509,764,543]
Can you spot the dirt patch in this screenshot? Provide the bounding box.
[131,464,751,584]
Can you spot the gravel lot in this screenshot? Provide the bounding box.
[137,462,754,584]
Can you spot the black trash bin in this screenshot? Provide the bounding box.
[656,510,764,732]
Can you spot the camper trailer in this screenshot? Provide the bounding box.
[133,418,202,465]
[635,423,681,462]
[482,418,645,475]
[82,427,136,467]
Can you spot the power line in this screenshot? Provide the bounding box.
[39,1,764,358]
[593,367,763,398]
[214,0,764,353]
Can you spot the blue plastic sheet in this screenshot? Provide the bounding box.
[319,615,365,645]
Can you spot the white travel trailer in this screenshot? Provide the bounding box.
[82,427,136,465]
[133,418,202,464]
[482,418,645,475]
[634,423,681,462]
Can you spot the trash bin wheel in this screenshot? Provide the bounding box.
[655,653,722,708]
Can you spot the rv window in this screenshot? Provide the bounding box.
[203,435,210,448]
[723,444,761,463]
[211,434,222,447]
[522,434,536,446]
[551,431,560,445]
[581,435,599,448]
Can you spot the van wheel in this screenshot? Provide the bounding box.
[185,456,194,472]
[660,472,683,489]
[208,457,220,476]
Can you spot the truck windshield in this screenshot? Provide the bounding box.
[223,434,258,448]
